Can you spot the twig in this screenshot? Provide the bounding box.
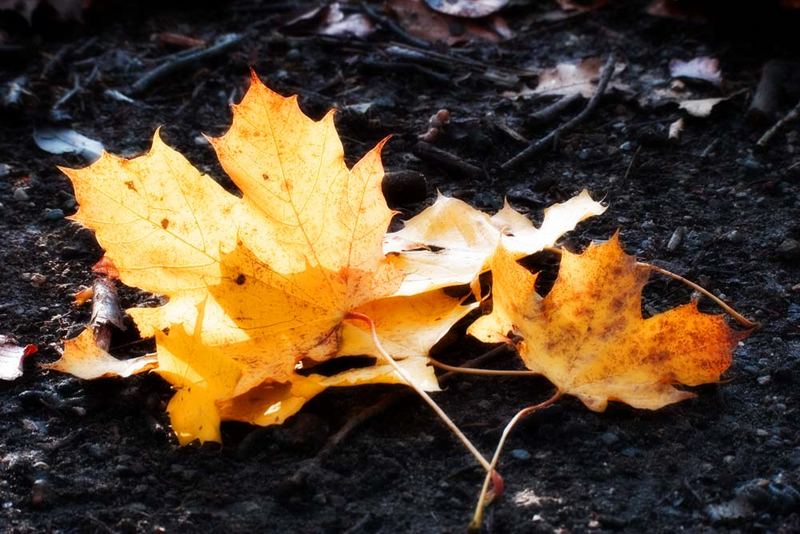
[129,33,246,96]
[502,53,617,169]
[90,278,127,352]
[413,141,481,178]
[530,93,582,123]
[469,391,563,532]
[360,1,430,48]
[757,97,800,147]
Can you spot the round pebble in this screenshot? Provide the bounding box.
[510,449,531,460]
[44,208,64,221]
[13,188,29,201]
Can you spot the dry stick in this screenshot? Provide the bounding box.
[468,390,563,532]
[346,312,492,473]
[502,53,617,170]
[413,141,482,178]
[129,33,245,96]
[530,93,582,123]
[359,1,430,48]
[757,97,800,147]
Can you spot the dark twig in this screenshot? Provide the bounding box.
[502,53,617,170]
[530,93,582,123]
[757,97,800,147]
[413,141,481,178]
[129,33,246,96]
[360,1,430,48]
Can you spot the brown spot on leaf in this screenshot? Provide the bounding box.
[125,181,137,192]
[161,218,169,229]
[235,274,246,285]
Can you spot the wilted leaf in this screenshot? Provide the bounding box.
[55,72,471,444]
[469,235,747,411]
[34,126,104,162]
[385,190,606,295]
[505,57,626,100]
[388,0,508,44]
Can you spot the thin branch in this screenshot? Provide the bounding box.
[643,262,758,329]
[757,97,800,147]
[129,33,246,96]
[502,53,616,169]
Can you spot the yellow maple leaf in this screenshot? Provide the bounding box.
[469,235,748,410]
[52,73,474,444]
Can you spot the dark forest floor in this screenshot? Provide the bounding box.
[1,1,799,532]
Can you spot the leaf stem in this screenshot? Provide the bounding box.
[469,390,563,532]
[640,262,757,329]
[429,357,541,377]
[345,311,493,473]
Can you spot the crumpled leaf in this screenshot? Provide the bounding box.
[469,235,747,411]
[0,335,37,381]
[504,57,627,100]
[56,72,470,444]
[385,190,606,296]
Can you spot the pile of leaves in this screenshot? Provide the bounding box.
[19,74,751,521]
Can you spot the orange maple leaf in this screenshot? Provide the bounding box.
[469,235,749,410]
[51,73,473,444]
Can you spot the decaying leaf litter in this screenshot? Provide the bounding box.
[1,2,800,532]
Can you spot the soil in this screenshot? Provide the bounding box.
[2,1,800,532]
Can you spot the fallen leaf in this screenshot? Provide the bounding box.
[385,190,606,296]
[506,57,626,100]
[56,72,470,443]
[388,0,507,44]
[0,335,37,381]
[469,235,747,411]
[670,57,722,87]
[424,0,508,18]
[319,2,374,38]
[34,126,104,162]
[678,96,727,117]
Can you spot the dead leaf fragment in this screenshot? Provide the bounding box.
[0,335,36,381]
[506,58,626,100]
[319,2,374,38]
[423,0,508,18]
[679,96,727,117]
[388,0,507,44]
[469,236,747,411]
[46,328,155,380]
[556,0,608,12]
[670,57,722,87]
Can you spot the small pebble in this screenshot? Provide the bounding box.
[619,141,633,151]
[600,431,619,445]
[724,229,744,243]
[31,478,49,507]
[13,187,29,201]
[510,449,531,461]
[666,226,686,252]
[44,208,64,221]
[756,429,769,437]
[285,48,302,61]
[757,375,771,385]
[0,163,11,177]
